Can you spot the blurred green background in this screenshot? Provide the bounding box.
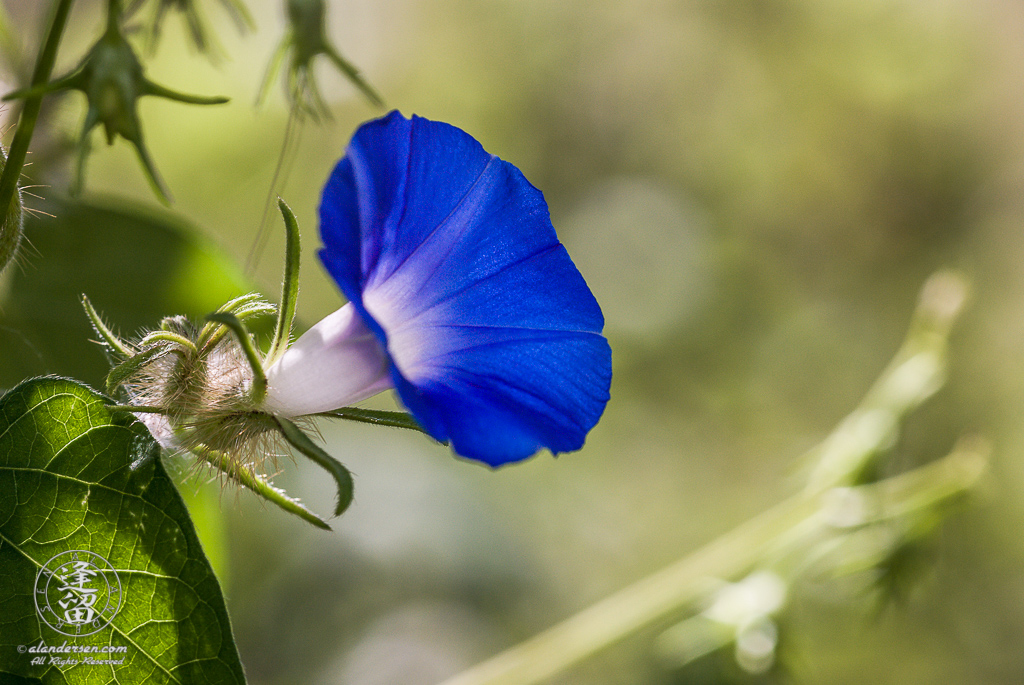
[2,0,1024,682]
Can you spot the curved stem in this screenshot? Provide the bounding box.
[441,497,817,685]
[325,45,384,108]
[438,442,987,685]
[438,270,974,685]
[0,0,76,221]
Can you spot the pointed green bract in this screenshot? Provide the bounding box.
[0,377,245,683]
[192,444,331,530]
[266,198,301,366]
[275,415,354,516]
[319,406,433,437]
[105,343,169,394]
[83,293,134,359]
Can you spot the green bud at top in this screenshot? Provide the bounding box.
[126,0,255,58]
[287,0,329,64]
[0,142,24,275]
[259,0,383,119]
[3,2,228,204]
[82,26,147,146]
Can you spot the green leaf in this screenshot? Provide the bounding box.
[0,198,254,583]
[0,377,246,684]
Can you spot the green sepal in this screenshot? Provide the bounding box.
[266,198,301,366]
[0,377,247,681]
[143,79,230,105]
[140,329,199,353]
[324,44,384,108]
[192,444,331,530]
[274,415,354,517]
[82,293,134,358]
[128,128,173,204]
[199,292,275,350]
[318,406,435,437]
[2,69,83,102]
[126,0,255,57]
[17,2,230,203]
[105,343,169,394]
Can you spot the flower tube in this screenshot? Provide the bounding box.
[265,111,612,466]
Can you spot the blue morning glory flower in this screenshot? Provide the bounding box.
[264,111,612,466]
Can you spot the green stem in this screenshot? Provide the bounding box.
[441,496,818,685]
[143,80,230,105]
[106,0,122,34]
[439,441,987,685]
[0,0,76,219]
[439,270,974,685]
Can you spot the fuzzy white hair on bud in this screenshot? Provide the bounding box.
[81,200,427,530]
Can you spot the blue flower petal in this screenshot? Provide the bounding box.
[319,111,612,466]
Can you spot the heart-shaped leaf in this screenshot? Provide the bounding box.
[0,377,245,684]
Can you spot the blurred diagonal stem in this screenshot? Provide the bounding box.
[440,270,985,685]
[0,0,75,221]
